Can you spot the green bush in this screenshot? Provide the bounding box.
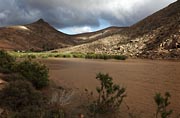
[154,92,173,118]
[62,54,71,58]
[85,53,97,59]
[0,80,47,113]
[85,53,127,60]
[42,55,49,58]
[72,53,85,58]
[27,54,36,59]
[15,60,49,89]
[54,54,63,58]
[113,55,127,60]
[88,73,126,116]
[0,50,15,73]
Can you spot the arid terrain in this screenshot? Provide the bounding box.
[41,58,180,118]
[0,0,180,118]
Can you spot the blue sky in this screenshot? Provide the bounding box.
[60,19,111,34]
[0,0,177,34]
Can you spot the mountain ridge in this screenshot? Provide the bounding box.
[0,18,77,51]
[56,0,180,59]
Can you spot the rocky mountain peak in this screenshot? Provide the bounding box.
[37,18,45,22]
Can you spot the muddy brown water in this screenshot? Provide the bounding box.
[41,58,180,118]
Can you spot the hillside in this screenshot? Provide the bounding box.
[0,19,76,51]
[72,26,127,44]
[57,0,180,59]
[0,1,179,59]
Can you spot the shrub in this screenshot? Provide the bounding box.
[113,55,127,60]
[27,54,36,59]
[88,73,126,116]
[71,52,85,58]
[154,92,173,118]
[62,54,71,58]
[1,73,25,82]
[85,53,127,60]
[0,50,15,73]
[42,55,49,58]
[54,54,63,58]
[85,53,94,59]
[0,80,47,112]
[15,60,49,89]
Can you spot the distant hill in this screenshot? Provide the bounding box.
[0,19,76,51]
[72,26,127,44]
[58,0,180,59]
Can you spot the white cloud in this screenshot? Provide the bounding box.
[70,26,92,34]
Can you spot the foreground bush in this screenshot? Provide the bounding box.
[154,92,173,118]
[87,73,126,117]
[15,60,49,89]
[0,80,47,117]
[0,50,15,73]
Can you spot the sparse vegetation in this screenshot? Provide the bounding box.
[0,80,47,118]
[85,53,127,60]
[0,50,15,73]
[14,60,49,89]
[86,73,126,117]
[9,51,127,60]
[71,52,85,58]
[154,92,173,118]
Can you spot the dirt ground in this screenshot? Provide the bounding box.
[41,58,180,118]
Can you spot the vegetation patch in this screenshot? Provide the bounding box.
[85,73,126,117]
[9,51,127,60]
[0,50,66,118]
[154,92,173,118]
[0,50,16,73]
[14,60,49,89]
[0,80,47,118]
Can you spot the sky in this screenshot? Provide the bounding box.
[0,0,177,34]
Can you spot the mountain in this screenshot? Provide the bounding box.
[0,19,76,51]
[0,1,179,59]
[0,19,122,51]
[58,0,180,59]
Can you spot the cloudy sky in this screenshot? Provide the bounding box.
[0,0,177,34]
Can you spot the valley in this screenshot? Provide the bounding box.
[0,0,180,118]
[42,58,180,118]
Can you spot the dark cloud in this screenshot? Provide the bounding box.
[0,0,177,29]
